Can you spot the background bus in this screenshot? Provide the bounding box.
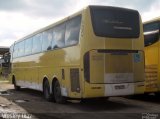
[0,53,11,78]
[0,47,10,78]
[10,6,145,103]
[143,17,160,96]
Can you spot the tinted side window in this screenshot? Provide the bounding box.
[65,15,81,46]
[144,22,160,46]
[25,38,33,55]
[144,22,160,32]
[42,29,53,51]
[13,44,19,58]
[10,45,14,60]
[52,23,65,49]
[32,33,42,54]
[144,33,159,46]
[18,41,25,57]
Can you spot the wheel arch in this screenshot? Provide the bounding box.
[42,76,50,92]
[51,76,59,94]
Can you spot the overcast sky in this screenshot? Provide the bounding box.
[0,0,160,47]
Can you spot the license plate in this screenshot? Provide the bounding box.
[115,85,125,90]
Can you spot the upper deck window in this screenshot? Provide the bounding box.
[42,29,53,51]
[65,15,81,46]
[52,23,66,49]
[18,41,25,57]
[90,6,140,38]
[25,38,33,55]
[32,33,42,53]
[13,43,19,58]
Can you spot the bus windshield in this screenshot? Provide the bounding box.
[90,6,140,38]
[143,21,160,46]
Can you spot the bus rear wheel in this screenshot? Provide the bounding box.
[53,80,66,103]
[13,78,20,91]
[43,80,52,101]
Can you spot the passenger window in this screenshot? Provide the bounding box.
[52,23,65,49]
[13,44,19,58]
[42,29,53,51]
[32,33,42,53]
[10,45,14,60]
[18,41,25,57]
[65,15,81,46]
[25,38,33,55]
[144,22,160,46]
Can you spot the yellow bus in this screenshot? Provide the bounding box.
[143,17,160,96]
[10,6,145,103]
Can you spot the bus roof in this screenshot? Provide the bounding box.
[13,5,140,44]
[143,17,160,25]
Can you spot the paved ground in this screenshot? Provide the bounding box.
[0,82,160,119]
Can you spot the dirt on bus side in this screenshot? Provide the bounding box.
[0,82,160,119]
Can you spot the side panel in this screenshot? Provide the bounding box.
[83,50,144,97]
[83,82,144,98]
[88,50,144,84]
[145,42,159,92]
[11,12,83,99]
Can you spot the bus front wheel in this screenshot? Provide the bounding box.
[53,80,66,103]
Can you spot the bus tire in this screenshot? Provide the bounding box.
[53,80,66,103]
[43,80,52,101]
[13,78,21,91]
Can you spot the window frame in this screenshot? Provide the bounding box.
[32,33,43,54]
[13,43,19,58]
[24,37,33,56]
[18,41,25,57]
[42,29,53,51]
[12,14,82,59]
[52,22,66,49]
[65,15,82,47]
[90,6,140,38]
